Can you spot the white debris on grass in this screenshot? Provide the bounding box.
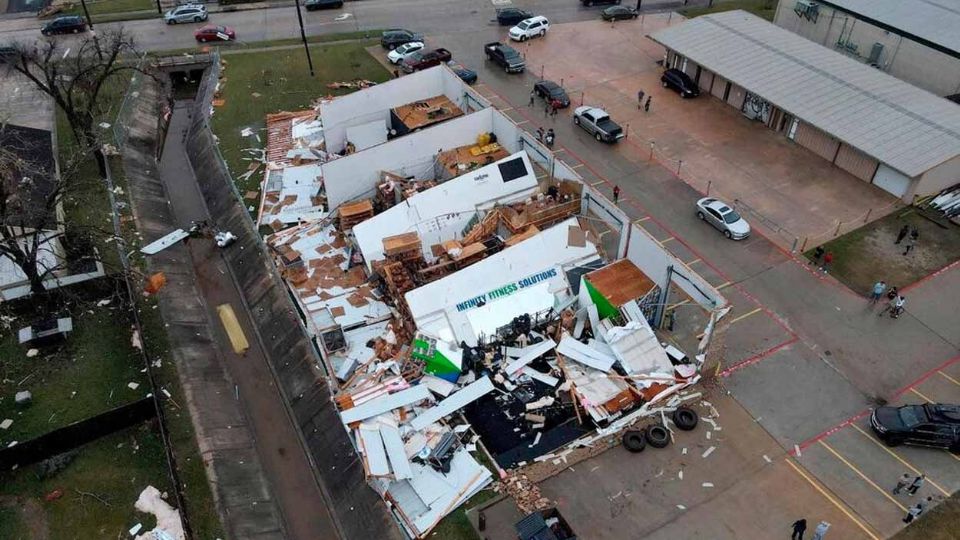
[97,299,112,307]
[763,454,772,463]
[676,504,687,510]
[131,330,143,351]
[129,523,143,536]
[128,382,140,390]
[701,446,716,459]
[134,485,185,540]
[0,419,11,430]
[681,447,687,455]
[26,349,38,357]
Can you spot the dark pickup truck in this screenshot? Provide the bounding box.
[401,48,452,73]
[484,42,525,73]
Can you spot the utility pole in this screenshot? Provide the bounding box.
[635,0,642,10]
[293,0,315,77]
[79,0,93,29]
[155,0,162,15]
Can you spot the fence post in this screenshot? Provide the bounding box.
[800,237,808,253]
[863,208,872,223]
[677,159,682,176]
[706,180,711,195]
[834,220,842,237]
[649,141,654,161]
[790,237,798,253]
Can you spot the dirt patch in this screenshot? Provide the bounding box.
[0,496,50,540]
[807,209,960,295]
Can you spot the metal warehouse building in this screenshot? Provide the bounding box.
[648,10,960,202]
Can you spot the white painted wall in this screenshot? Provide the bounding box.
[580,184,630,260]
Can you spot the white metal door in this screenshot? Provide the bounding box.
[872,164,912,198]
[787,118,799,140]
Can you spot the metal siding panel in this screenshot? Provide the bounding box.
[794,122,840,162]
[834,144,879,181]
[726,83,747,110]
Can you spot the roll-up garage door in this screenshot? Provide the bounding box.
[726,83,746,109]
[834,143,879,181]
[711,75,727,100]
[872,164,912,198]
[793,122,840,162]
[699,70,715,94]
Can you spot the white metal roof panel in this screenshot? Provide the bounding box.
[649,10,960,176]
[821,0,960,54]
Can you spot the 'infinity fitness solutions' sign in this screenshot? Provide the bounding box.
[455,268,558,312]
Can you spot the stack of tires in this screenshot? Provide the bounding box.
[622,406,699,453]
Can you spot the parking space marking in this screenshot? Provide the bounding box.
[848,424,950,497]
[727,307,762,326]
[659,236,675,244]
[785,459,881,540]
[634,216,651,223]
[716,281,732,290]
[818,440,908,512]
[516,120,529,126]
[938,370,960,388]
[909,388,934,403]
[685,257,701,266]
[719,336,798,377]
[590,180,605,186]
[571,163,585,169]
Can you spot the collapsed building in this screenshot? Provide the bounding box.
[258,66,729,537]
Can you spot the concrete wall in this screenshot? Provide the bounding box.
[914,154,960,201]
[774,2,960,97]
[320,66,489,153]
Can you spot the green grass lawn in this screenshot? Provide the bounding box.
[61,0,156,17]
[680,0,777,20]
[430,489,499,540]
[210,40,391,196]
[0,424,172,539]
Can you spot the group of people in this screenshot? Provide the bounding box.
[535,126,555,148]
[809,246,834,273]
[870,280,906,318]
[895,224,920,256]
[789,519,830,540]
[893,473,935,524]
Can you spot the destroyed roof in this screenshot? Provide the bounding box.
[258,162,326,228]
[405,218,600,344]
[0,124,57,230]
[583,259,656,307]
[266,221,390,333]
[265,110,323,163]
[392,95,464,130]
[353,152,539,269]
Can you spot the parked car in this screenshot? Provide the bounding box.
[581,0,622,5]
[164,3,207,24]
[380,29,423,50]
[661,68,700,98]
[871,403,960,452]
[602,5,638,20]
[484,42,525,73]
[695,197,750,240]
[0,44,17,64]
[533,80,570,108]
[40,16,87,36]
[447,61,477,85]
[304,0,343,10]
[387,41,425,64]
[401,48,452,73]
[509,16,549,42]
[496,7,533,26]
[572,106,624,143]
[194,24,236,43]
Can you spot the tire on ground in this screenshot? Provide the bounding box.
[646,424,670,448]
[673,406,699,431]
[622,430,646,453]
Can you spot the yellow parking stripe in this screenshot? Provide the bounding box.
[716,281,732,290]
[938,370,960,388]
[910,388,935,403]
[849,424,950,497]
[819,440,908,512]
[685,258,701,266]
[217,304,249,354]
[785,459,881,540]
[728,307,763,326]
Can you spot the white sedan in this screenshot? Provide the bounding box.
[387,41,425,64]
[695,197,750,240]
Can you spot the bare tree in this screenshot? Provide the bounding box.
[3,29,143,177]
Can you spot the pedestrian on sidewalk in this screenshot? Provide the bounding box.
[903,502,923,523]
[613,185,621,204]
[529,89,536,107]
[887,285,899,301]
[790,518,807,540]
[637,89,645,109]
[811,521,830,540]
[870,281,887,304]
[903,235,916,255]
[820,251,834,273]
[810,245,825,266]
[893,473,911,494]
[644,96,651,112]
[907,474,925,495]
[895,224,909,244]
[550,98,561,117]
[536,126,545,142]
[910,226,919,241]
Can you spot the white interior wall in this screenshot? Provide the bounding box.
[320,68,446,153]
[580,184,630,259]
[323,108,496,210]
[440,65,491,112]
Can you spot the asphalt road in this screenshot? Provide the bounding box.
[0,0,691,51]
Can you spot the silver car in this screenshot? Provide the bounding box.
[164,4,208,24]
[695,197,750,240]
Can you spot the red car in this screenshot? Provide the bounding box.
[194,25,235,43]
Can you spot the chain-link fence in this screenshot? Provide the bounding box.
[112,53,149,150]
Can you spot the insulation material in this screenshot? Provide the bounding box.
[557,336,616,372]
[410,376,495,431]
[340,385,432,425]
[605,320,672,375]
[134,485,185,540]
[358,423,390,476]
[380,421,414,480]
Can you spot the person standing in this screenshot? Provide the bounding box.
[810,245,825,266]
[910,226,919,242]
[820,251,834,273]
[637,90,645,109]
[550,98,560,116]
[870,281,887,304]
[613,185,621,204]
[644,96,651,112]
[903,502,923,523]
[907,474,925,495]
[529,89,536,107]
[895,224,909,244]
[790,518,807,540]
[811,521,830,540]
[893,473,911,495]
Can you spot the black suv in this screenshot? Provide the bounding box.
[41,16,87,36]
[305,0,343,9]
[496,7,533,26]
[870,403,960,452]
[661,68,700,98]
[380,29,423,50]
